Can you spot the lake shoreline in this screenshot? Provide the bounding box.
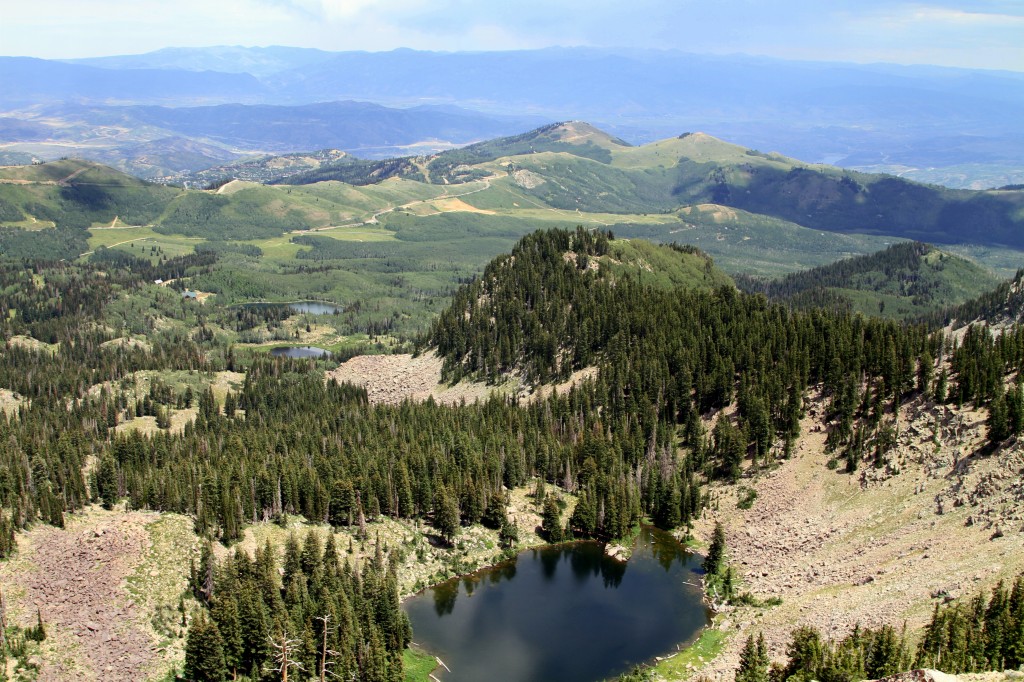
[402,526,712,682]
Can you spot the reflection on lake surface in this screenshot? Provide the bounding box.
[237,301,342,315]
[285,301,341,315]
[269,346,331,359]
[404,526,710,682]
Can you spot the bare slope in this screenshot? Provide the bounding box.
[0,508,197,681]
[686,391,1024,681]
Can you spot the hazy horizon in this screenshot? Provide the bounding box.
[2,0,1020,72]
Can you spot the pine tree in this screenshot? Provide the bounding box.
[499,516,519,549]
[918,348,934,396]
[481,490,507,530]
[542,496,564,542]
[703,522,726,576]
[184,613,227,682]
[569,489,597,538]
[434,487,460,545]
[0,510,15,558]
[783,626,825,682]
[736,632,770,682]
[210,595,243,679]
[987,392,1010,445]
[95,455,119,510]
[866,624,909,679]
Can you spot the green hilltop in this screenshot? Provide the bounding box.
[274,122,1024,251]
[0,123,1018,331]
[736,242,1000,320]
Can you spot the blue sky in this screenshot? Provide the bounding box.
[3,0,1022,70]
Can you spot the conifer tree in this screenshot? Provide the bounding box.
[736,632,770,682]
[783,626,825,682]
[434,487,460,545]
[987,392,1010,445]
[210,595,243,680]
[866,624,909,679]
[184,613,227,682]
[499,516,519,549]
[703,522,726,576]
[95,455,119,510]
[542,496,564,542]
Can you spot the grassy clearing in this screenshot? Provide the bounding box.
[242,234,301,259]
[403,647,439,682]
[125,513,201,680]
[0,387,26,415]
[946,244,1024,280]
[112,236,202,261]
[614,214,900,277]
[648,627,729,680]
[295,226,398,242]
[7,218,57,231]
[9,335,58,354]
[86,225,166,249]
[114,409,197,436]
[90,369,244,405]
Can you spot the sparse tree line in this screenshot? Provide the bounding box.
[730,574,1024,682]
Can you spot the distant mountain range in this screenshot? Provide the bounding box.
[3,121,1023,256]
[1,47,1023,187]
[0,100,545,179]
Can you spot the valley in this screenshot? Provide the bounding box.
[3,121,1022,346]
[1,37,1024,682]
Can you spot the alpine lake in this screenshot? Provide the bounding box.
[243,301,340,359]
[269,346,332,359]
[404,526,711,682]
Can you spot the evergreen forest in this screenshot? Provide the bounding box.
[1,227,1023,681]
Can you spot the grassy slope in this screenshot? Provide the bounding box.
[604,238,733,291]
[0,160,181,229]
[4,132,1022,333]
[684,393,1024,682]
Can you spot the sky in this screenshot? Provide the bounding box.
[2,0,1022,71]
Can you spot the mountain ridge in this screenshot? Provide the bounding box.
[4,47,1024,186]
[4,122,1024,256]
[274,122,1024,249]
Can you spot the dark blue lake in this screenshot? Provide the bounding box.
[269,346,332,359]
[403,526,710,682]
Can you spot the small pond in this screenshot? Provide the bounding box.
[403,526,710,682]
[286,301,342,315]
[269,346,332,359]
[236,301,342,315]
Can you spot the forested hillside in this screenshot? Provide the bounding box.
[2,227,1024,679]
[930,268,1024,328]
[431,229,942,483]
[735,242,999,319]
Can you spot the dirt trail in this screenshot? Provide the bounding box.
[292,173,502,234]
[2,509,163,681]
[57,167,88,186]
